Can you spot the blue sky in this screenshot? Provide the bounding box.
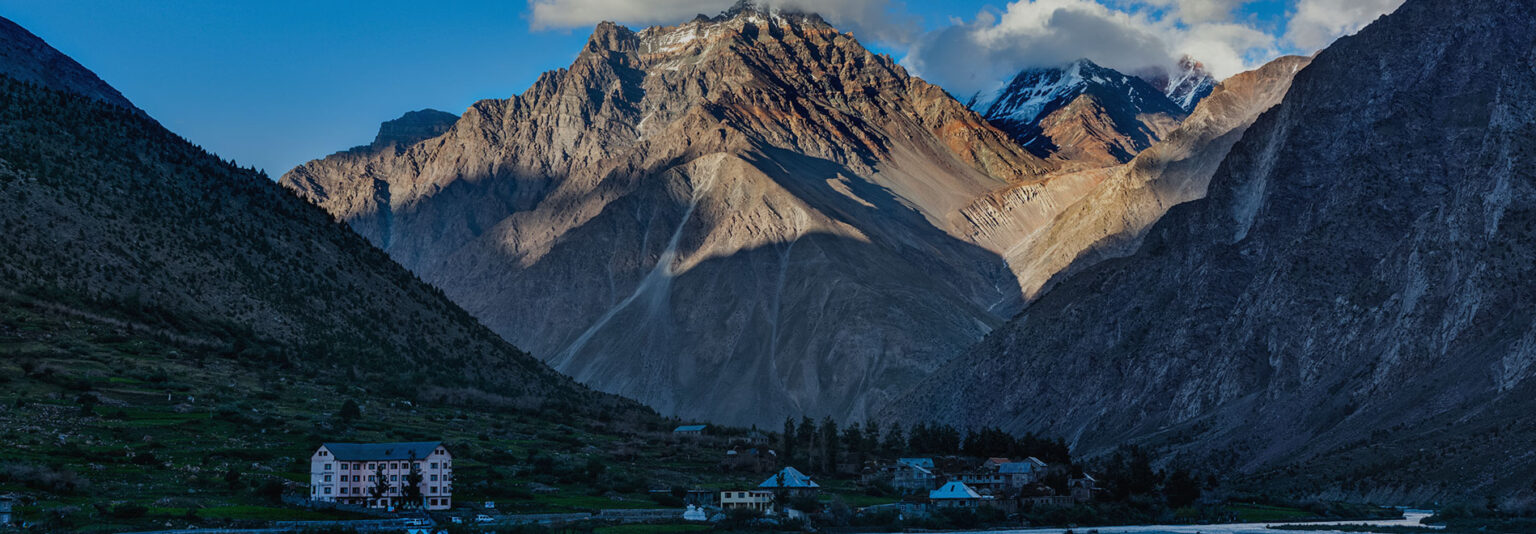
[0,0,1396,177]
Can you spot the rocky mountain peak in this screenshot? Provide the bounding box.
[1135,55,1217,112]
[366,109,458,151]
[281,7,1052,427]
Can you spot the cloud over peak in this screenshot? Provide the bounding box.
[525,0,1406,100]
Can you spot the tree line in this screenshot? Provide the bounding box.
[776,417,1071,474]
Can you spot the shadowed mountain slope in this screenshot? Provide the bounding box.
[0,27,637,417]
[893,0,1536,501]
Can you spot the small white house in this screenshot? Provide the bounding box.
[720,490,775,513]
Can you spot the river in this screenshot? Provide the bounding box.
[939,509,1440,534]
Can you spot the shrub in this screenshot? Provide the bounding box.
[0,463,91,494]
[110,502,148,519]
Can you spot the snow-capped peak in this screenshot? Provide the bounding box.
[969,59,1163,126]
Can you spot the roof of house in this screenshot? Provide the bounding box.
[985,457,1012,466]
[897,458,935,469]
[999,460,1045,474]
[674,424,708,432]
[896,462,932,475]
[321,442,442,461]
[930,481,981,500]
[759,466,819,489]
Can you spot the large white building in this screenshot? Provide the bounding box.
[309,441,453,511]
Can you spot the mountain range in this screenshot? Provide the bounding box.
[890,0,1536,500]
[5,0,1532,506]
[279,4,1340,430]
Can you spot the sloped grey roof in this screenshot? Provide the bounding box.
[759,466,819,489]
[930,481,981,500]
[999,459,1045,474]
[322,441,441,461]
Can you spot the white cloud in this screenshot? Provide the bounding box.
[529,0,727,30]
[1140,0,1252,23]
[522,0,1406,105]
[1283,0,1405,51]
[902,0,1280,99]
[527,0,919,45]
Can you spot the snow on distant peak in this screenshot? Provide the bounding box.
[969,59,1139,125]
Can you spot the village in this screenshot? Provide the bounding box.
[285,421,1117,532]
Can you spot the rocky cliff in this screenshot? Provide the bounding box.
[283,5,1055,426]
[893,0,1536,500]
[366,109,458,151]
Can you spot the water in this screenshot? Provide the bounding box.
[940,509,1440,534]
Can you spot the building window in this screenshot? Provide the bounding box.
[430,475,437,481]
[311,487,316,494]
[340,487,347,495]
[391,463,399,469]
[430,463,437,469]
[323,487,331,495]
[414,463,422,470]
[353,475,360,482]
[324,464,332,470]
[369,475,375,482]
[391,475,398,481]
[324,475,332,482]
[368,463,375,470]
[340,463,349,471]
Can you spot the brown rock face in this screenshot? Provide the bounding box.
[282,6,1053,426]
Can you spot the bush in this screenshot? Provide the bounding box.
[0,463,91,494]
[110,502,148,519]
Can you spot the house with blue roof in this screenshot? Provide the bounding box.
[310,441,453,511]
[758,466,820,497]
[673,424,708,435]
[929,481,984,508]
